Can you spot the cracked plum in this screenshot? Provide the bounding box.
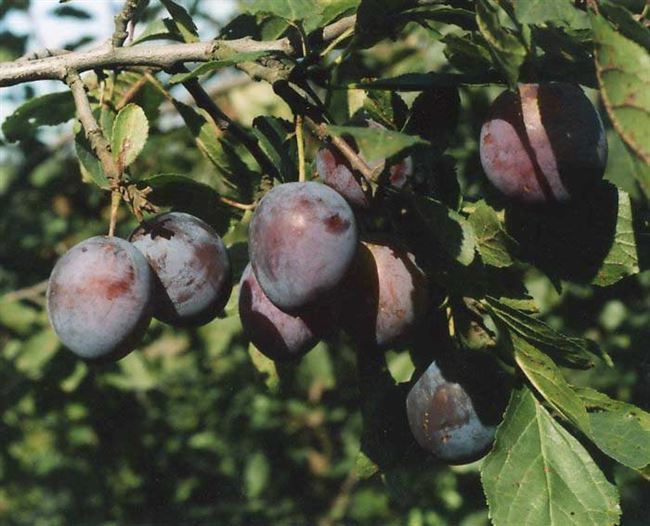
[130,212,232,326]
[239,264,334,361]
[342,241,428,349]
[47,236,154,362]
[480,82,607,204]
[249,181,358,311]
[406,356,508,464]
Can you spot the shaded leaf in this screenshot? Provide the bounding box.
[592,9,650,165]
[160,0,199,43]
[486,297,603,368]
[476,0,528,87]
[513,0,589,29]
[2,92,74,143]
[169,52,270,84]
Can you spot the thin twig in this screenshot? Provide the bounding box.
[296,114,306,182]
[219,196,256,211]
[112,0,144,48]
[115,72,150,110]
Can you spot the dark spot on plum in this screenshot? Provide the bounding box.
[323,214,350,234]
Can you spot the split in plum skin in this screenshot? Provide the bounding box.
[46,236,154,362]
[248,181,358,312]
[406,355,508,464]
[239,264,334,361]
[130,212,232,327]
[341,241,429,350]
[480,82,607,204]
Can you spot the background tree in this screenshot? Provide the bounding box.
[0,1,649,525]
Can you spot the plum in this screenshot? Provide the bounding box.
[480,82,607,204]
[316,122,413,207]
[130,212,232,327]
[406,355,508,464]
[342,241,429,349]
[249,181,358,311]
[47,236,153,361]
[239,264,333,361]
[316,145,370,208]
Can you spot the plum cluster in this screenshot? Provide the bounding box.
[47,212,232,362]
[241,180,428,361]
[46,81,602,463]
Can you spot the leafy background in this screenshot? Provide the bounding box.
[0,1,649,525]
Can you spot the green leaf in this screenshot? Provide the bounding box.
[247,343,280,393]
[169,52,270,84]
[510,333,591,433]
[137,174,229,232]
[15,329,59,380]
[252,116,297,183]
[244,451,270,498]
[111,103,149,170]
[131,18,184,45]
[160,0,199,43]
[485,297,602,368]
[476,0,528,87]
[351,71,500,90]
[592,190,640,286]
[75,130,109,188]
[575,387,650,470]
[52,5,91,19]
[320,0,360,26]
[327,125,426,164]
[513,0,589,29]
[413,196,477,266]
[505,185,640,287]
[246,0,316,22]
[0,299,39,335]
[442,32,495,75]
[2,91,74,143]
[468,201,514,268]
[592,10,650,165]
[481,387,621,526]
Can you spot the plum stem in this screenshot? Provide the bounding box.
[296,114,306,182]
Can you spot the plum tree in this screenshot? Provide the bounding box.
[248,181,358,311]
[47,236,154,361]
[342,241,428,349]
[239,264,333,361]
[130,212,232,327]
[480,82,607,204]
[406,355,508,464]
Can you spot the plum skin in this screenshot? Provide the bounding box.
[342,241,428,349]
[249,181,358,311]
[406,358,507,464]
[130,212,232,327]
[480,82,607,204]
[239,264,332,361]
[47,236,153,361]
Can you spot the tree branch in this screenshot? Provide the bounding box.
[0,38,292,87]
[65,70,122,235]
[112,0,143,48]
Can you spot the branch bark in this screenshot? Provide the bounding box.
[0,38,293,87]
